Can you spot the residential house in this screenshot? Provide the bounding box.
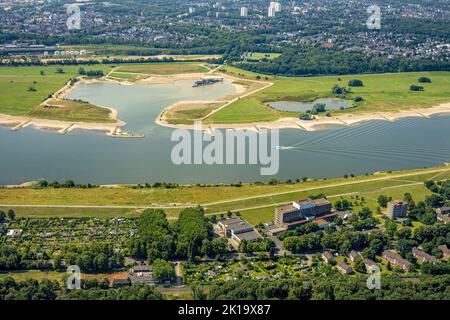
[382,251,412,272]
[322,251,334,264]
[436,212,450,224]
[436,207,450,215]
[336,262,353,275]
[412,247,440,264]
[364,258,377,270]
[349,250,360,262]
[438,245,450,261]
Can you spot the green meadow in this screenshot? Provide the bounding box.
[1,166,448,224]
[0,64,112,116]
[115,62,209,75]
[209,67,450,123]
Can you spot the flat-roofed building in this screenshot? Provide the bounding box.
[386,200,408,219]
[240,7,248,17]
[111,278,131,287]
[218,217,261,243]
[232,230,261,243]
[218,217,254,237]
[274,198,332,229]
[128,265,158,285]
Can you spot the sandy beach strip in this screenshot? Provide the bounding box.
[155,102,450,132]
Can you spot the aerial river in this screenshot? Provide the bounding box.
[0,80,449,185]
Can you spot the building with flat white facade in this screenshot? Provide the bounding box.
[240,7,248,17]
[271,2,281,12]
[268,5,276,17]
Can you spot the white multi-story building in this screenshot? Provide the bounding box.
[268,5,276,17]
[240,6,248,17]
[189,7,195,14]
[271,1,281,12]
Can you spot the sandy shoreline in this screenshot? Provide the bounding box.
[155,102,450,132]
[2,68,450,136]
[0,71,243,137]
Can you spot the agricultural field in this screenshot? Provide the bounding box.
[209,67,450,124]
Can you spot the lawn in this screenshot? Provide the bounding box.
[243,52,282,60]
[165,103,222,125]
[115,62,209,75]
[209,67,450,123]
[28,98,115,123]
[0,64,112,117]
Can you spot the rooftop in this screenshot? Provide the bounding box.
[234,230,262,242]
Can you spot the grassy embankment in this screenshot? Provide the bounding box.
[1,166,449,224]
[206,66,450,124]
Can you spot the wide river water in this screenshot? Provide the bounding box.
[1,80,449,185]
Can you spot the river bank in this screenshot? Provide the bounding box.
[155,102,450,132]
[0,72,235,137]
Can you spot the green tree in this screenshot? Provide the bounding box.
[153,259,176,283]
[377,195,389,208]
[7,209,15,221]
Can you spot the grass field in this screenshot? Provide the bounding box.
[1,166,448,223]
[165,103,222,125]
[208,67,450,123]
[0,270,130,283]
[0,64,113,117]
[28,98,115,123]
[243,52,282,60]
[115,62,209,75]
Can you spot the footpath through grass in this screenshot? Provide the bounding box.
[1,166,448,222]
